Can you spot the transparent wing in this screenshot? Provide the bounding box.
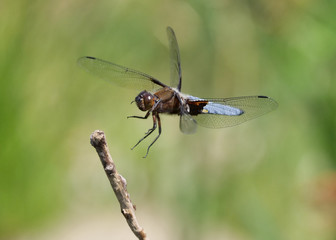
[180,113,197,134]
[77,56,167,91]
[167,27,182,91]
[191,96,278,128]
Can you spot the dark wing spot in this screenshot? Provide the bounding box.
[86,56,96,60]
[187,100,208,115]
[258,95,269,99]
[150,78,166,88]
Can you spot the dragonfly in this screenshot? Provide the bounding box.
[78,27,278,157]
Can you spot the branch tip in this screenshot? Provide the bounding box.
[90,130,105,147]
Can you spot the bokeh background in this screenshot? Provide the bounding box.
[1,0,336,239]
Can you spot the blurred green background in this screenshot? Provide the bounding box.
[1,0,336,239]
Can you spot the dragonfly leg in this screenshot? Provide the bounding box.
[127,100,161,119]
[131,114,157,150]
[143,114,162,158]
[127,111,150,119]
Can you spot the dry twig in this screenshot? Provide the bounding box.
[90,130,148,240]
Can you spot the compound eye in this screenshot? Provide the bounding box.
[135,91,154,111]
[143,93,154,106]
[146,94,152,102]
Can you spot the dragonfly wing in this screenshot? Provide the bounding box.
[189,95,278,128]
[167,27,182,91]
[77,56,167,91]
[180,113,197,134]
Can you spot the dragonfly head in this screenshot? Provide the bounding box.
[135,90,155,111]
